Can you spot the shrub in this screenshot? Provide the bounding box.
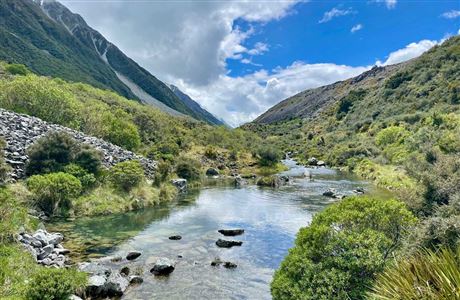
[63,164,96,189]
[108,160,145,192]
[204,146,218,159]
[375,126,408,147]
[5,63,30,76]
[25,267,86,300]
[175,156,201,181]
[27,172,82,215]
[26,131,78,175]
[257,146,281,167]
[271,196,416,300]
[369,246,460,300]
[385,71,413,89]
[73,145,102,174]
[154,160,172,186]
[0,188,29,243]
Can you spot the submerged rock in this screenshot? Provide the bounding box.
[150,258,175,275]
[129,275,144,285]
[322,188,344,199]
[126,251,142,261]
[168,235,182,240]
[218,229,244,236]
[223,262,237,269]
[216,239,243,248]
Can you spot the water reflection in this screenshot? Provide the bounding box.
[51,161,388,299]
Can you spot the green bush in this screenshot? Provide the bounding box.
[26,132,79,175]
[369,246,460,300]
[63,164,96,189]
[271,196,416,300]
[204,146,218,159]
[375,126,408,147]
[257,146,281,167]
[108,160,145,192]
[154,160,172,186]
[27,172,82,215]
[5,63,30,76]
[26,132,102,176]
[175,156,201,181]
[25,267,86,300]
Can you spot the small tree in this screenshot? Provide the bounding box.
[175,156,201,181]
[27,172,82,215]
[108,160,145,192]
[5,63,30,76]
[257,146,281,167]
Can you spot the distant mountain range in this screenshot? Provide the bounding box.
[0,0,222,125]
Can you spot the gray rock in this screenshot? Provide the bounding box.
[79,262,112,277]
[47,233,63,245]
[86,275,107,298]
[126,251,142,261]
[105,273,129,297]
[211,257,223,266]
[70,296,83,300]
[37,244,54,260]
[308,157,318,166]
[171,178,187,192]
[205,168,219,176]
[150,258,175,275]
[234,176,247,188]
[223,262,237,269]
[215,239,243,248]
[168,235,182,240]
[317,160,326,167]
[129,275,144,285]
[120,266,130,276]
[218,229,244,236]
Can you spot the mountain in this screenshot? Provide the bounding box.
[0,0,220,124]
[168,85,224,126]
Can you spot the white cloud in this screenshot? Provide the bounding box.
[372,0,397,9]
[319,7,354,23]
[176,62,369,126]
[351,24,363,33]
[377,39,439,66]
[441,10,460,19]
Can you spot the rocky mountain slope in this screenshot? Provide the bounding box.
[253,63,406,124]
[0,108,157,181]
[0,0,219,124]
[169,85,224,126]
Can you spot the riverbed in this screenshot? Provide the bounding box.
[50,160,387,299]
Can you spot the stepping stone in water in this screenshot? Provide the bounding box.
[218,229,244,236]
[216,239,243,248]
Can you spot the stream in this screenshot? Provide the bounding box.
[50,160,389,299]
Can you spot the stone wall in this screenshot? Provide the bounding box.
[0,109,156,180]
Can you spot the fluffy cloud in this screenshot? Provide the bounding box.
[351,24,363,33]
[441,10,460,19]
[319,7,354,23]
[377,39,439,66]
[62,0,299,86]
[372,0,397,9]
[176,63,369,126]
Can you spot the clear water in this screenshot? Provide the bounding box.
[50,161,388,300]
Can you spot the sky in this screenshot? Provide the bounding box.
[61,0,460,127]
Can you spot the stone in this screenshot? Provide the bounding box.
[307,157,318,166]
[37,244,54,260]
[105,273,129,297]
[211,257,223,266]
[129,275,144,285]
[70,296,83,300]
[353,187,365,194]
[223,262,237,269]
[234,176,247,188]
[317,160,326,167]
[86,275,107,298]
[150,258,175,275]
[126,251,142,261]
[205,168,219,176]
[171,178,187,192]
[215,239,243,248]
[120,266,130,276]
[168,235,182,240]
[79,262,112,277]
[218,229,244,236]
[47,233,64,245]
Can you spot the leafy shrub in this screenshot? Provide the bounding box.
[26,132,79,175]
[175,156,201,181]
[369,246,460,300]
[63,164,96,189]
[336,89,366,120]
[27,172,82,215]
[26,132,102,176]
[257,146,281,167]
[108,160,145,192]
[0,188,29,243]
[25,267,86,300]
[204,146,218,159]
[271,196,416,300]
[385,71,413,89]
[154,160,172,186]
[5,63,30,76]
[375,126,408,147]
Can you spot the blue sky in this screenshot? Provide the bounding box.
[228,0,460,77]
[64,0,460,126]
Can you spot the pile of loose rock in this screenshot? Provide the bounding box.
[0,109,157,180]
[18,229,70,267]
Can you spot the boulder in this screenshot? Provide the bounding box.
[215,239,243,248]
[120,266,130,276]
[307,157,318,166]
[47,233,63,245]
[86,275,107,298]
[105,273,129,297]
[171,178,187,192]
[150,258,175,275]
[211,257,223,266]
[78,262,112,277]
[353,187,365,194]
[126,251,142,261]
[316,160,326,167]
[129,275,144,285]
[218,229,244,236]
[37,244,54,260]
[234,176,247,188]
[168,235,182,240]
[223,262,237,269]
[323,188,345,199]
[205,168,219,176]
